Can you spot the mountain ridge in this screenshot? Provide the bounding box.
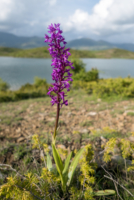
[0,31,134,52]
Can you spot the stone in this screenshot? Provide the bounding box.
[49,117,55,121]
[40,150,45,160]
[118,115,125,121]
[97,98,101,102]
[131,124,134,132]
[81,109,86,113]
[5,128,10,133]
[80,129,89,134]
[16,127,21,133]
[17,137,25,143]
[11,133,21,139]
[88,126,94,131]
[67,112,72,117]
[56,144,66,149]
[100,136,107,143]
[87,112,97,117]
[32,125,39,129]
[128,136,134,143]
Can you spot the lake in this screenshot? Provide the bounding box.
[0,57,134,90]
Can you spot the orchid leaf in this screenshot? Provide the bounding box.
[52,144,66,191]
[67,148,85,187]
[93,190,115,196]
[52,144,63,173]
[62,152,72,184]
[47,153,52,171]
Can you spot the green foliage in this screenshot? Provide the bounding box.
[73,68,99,82]
[0,170,59,200]
[67,148,85,187]
[93,190,115,196]
[14,144,28,161]
[33,77,47,87]
[0,136,120,199]
[2,46,134,59]
[103,133,134,166]
[0,78,10,91]
[72,77,134,98]
[46,153,52,171]
[70,58,98,82]
[0,77,50,102]
[71,58,86,74]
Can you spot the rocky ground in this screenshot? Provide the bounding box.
[0,89,134,147]
[0,89,134,195]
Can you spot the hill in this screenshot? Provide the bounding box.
[0,32,47,49]
[1,32,134,52]
[1,47,134,59]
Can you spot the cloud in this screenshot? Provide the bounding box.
[0,0,14,20]
[49,0,57,6]
[0,0,56,35]
[63,0,134,41]
[0,0,134,43]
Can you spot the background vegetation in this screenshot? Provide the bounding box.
[1,46,134,59]
[0,58,134,102]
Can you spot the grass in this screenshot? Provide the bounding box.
[1,87,134,198]
[1,133,134,199]
[1,46,134,59]
[89,128,132,141]
[127,112,134,116]
[0,116,12,125]
[80,120,93,127]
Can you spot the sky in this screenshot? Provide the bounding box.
[0,0,134,43]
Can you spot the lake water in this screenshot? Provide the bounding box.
[0,56,134,90]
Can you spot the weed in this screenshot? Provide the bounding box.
[14,117,24,121]
[14,144,28,160]
[127,112,134,116]
[80,120,93,127]
[48,121,55,127]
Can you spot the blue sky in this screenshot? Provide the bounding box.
[0,0,134,43]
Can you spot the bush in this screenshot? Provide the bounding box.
[0,77,50,102]
[73,68,98,82]
[0,78,10,91]
[69,58,99,82]
[70,58,86,74]
[72,77,134,98]
[33,77,47,87]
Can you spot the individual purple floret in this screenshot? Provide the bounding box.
[44,23,74,108]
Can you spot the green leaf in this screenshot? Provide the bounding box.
[52,144,63,173]
[52,144,66,191]
[47,153,52,171]
[67,148,85,187]
[62,152,72,184]
[94,190,115,196]
[63,152,72,175]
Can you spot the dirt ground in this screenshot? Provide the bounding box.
[0,89,134,149]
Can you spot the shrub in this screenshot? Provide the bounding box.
[0,78,10,91]
[70,58,86,74]
[33,77,47,87]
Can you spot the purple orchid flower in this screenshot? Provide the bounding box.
[44,23,74,140]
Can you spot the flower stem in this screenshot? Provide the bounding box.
[53,94,60,141]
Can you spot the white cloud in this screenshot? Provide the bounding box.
[0,0,134,43]
[49,0,57,6]
[93,0,113,19]
[0,0,14,20]
[63,0,134,39]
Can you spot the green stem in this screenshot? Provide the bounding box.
[53,94,60,142]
